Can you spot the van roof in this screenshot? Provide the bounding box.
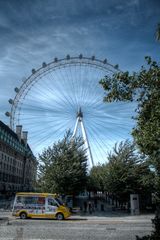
[16,192,58,197]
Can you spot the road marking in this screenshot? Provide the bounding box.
[0,239,66,240]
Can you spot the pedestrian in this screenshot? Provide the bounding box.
[83,201,87,213]
[88,201,92,214]
[94,198,97,210]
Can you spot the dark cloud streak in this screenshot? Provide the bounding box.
[0,0,160,123]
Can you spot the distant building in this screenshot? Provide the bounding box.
[0,120,37,197]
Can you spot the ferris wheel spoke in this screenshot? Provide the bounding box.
[75,63,83,108]
[82,66,101,104]
[87,118,130,150]
[82,67,101,104]
[87,123,114,152]
[20,117,73,131]
[80,64,94,104]
[31,70,76,111]
[22,86,69,113]
[70,64,80,108]
[29,76,58,99]
[64,65,79,108]
[90,114,132,129]
[50,68,78,111]
[18,103,74,123]
[45,71,77,110]
[30,121,69,143]
[87,127,107,163]
[57,67,78,106]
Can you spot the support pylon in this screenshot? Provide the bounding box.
[72,107,94,167]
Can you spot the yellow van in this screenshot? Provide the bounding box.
[12,192,71,220]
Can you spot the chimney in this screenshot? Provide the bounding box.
[22,131,28,146]
[16,125,22,141]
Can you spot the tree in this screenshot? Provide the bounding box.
[100,57,160,192]
[87,141,154,209]
[88,164,107,192]
[136,216,160,240]
[38,131,88,195]
[104,141,154,206]
[100,45,160,238]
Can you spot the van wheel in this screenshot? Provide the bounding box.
[56,213,64,220]
[20,212,27,219]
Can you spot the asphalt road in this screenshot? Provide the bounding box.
[0,212,154,240]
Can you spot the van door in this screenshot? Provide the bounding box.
[45,197,59,218]
[27,196,46,218]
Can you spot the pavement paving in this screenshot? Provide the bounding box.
[0,210,154,240]
[0,209,155,222]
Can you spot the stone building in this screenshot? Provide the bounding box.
[0,120,37,197]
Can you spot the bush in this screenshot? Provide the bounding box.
[136,216,160,240]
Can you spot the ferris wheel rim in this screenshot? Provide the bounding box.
[6,55,120,130]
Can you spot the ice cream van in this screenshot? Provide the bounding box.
[12,192,71,220]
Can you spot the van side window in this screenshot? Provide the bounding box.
[37,197,45,205]
[48,198,58,207]
[16,196,45,206]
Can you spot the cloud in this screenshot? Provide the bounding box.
[0,0,160,161]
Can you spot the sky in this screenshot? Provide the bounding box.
[0,0,160,164]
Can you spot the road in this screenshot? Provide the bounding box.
[0,211,154,240]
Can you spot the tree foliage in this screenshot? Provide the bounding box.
[38,131,88,195]
[100,57,160,173]
[100,42,160,237]
[99,23,160,239]
[88,164,107,191]
[136,216,160,240]
[88,141,154,205]
[105,141,154,203]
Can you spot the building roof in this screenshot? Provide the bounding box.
[0,120,35,159]
[0,120,19,141]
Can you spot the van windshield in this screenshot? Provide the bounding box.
[55,198,63,206]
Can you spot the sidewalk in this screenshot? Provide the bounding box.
[70,213,154,223]
[0,208,155,224]
[0,210,10,225]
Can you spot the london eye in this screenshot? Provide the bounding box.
[6,55,135,166]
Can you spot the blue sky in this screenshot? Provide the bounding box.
[0,0,160,164]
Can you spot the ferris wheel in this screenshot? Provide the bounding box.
[5,55,135,166]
